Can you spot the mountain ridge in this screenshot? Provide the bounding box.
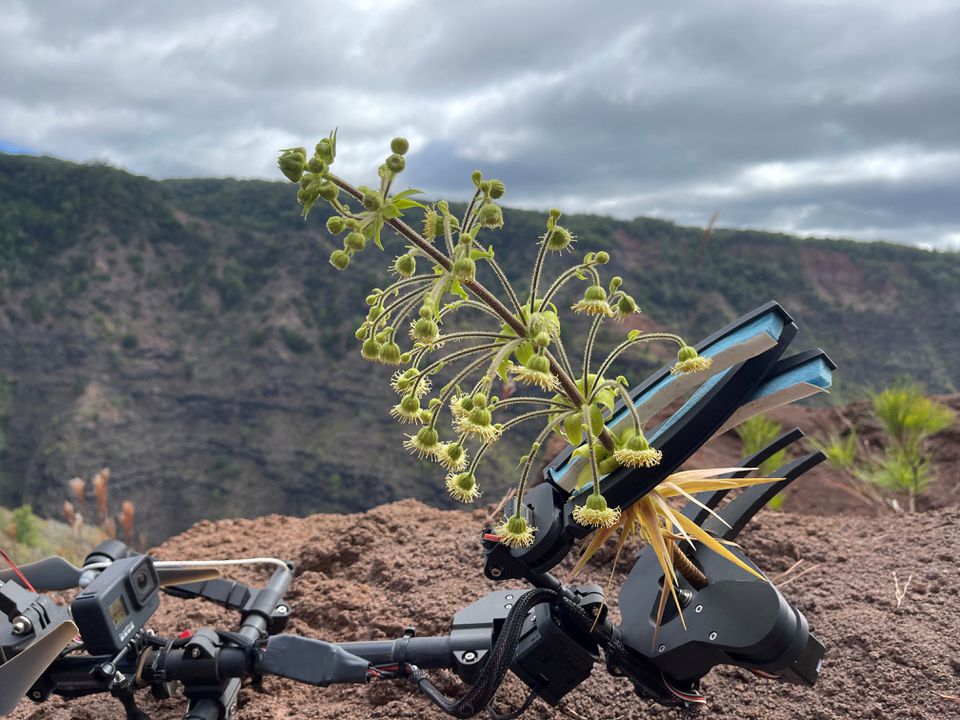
[1,152,958,541]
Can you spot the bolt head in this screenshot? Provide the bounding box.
[30,690,43,700]
[658,644,666,653]
[276,605,289,615]
[708,631,718,641]
[504,603,512,610]
[490,567,502,578]
[505,594,514,600]
[463,651,478,662]
[191,647,201,658]
[695,604,703,613]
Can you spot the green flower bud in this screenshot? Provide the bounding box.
[678,345,697,363]
[394,253,417,278]
[549,208,562,220]
[400,352,412,363]
[533,331,551,348]
[526,353,550,374]
[365,293,380,306]
[326,215,346,234]
[378,341,402,365]
[472,392,487,408]
[318,181,338,201]
[386,153,406,173]
[478,203,503,229]
[595,251,610,264]
[488,179,505,199]
[390,137,410,155]
[361,338,380,359]
[453,256,476,281]
[400,394,420,415]
[345,231,366,251]
[585,285,606,301]
[479,180,491,193]
[299,172,313,188]
[374,329,391,343]
[412,317,439,344]
[617,295,638,315]
[329,250,350,270]
[471,170,483,186]
[367,305,383,322]
[315,138,334,164]
[363,191,383,211]
[308,156,327,174]
[418,305,432,319]
[545,225,575,252]
[278,147,307,183]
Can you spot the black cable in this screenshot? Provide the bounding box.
[408,588,557,719]
[485,683,540,720]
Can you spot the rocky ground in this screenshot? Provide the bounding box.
[9,492,960,719]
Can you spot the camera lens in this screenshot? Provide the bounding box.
[136,571,148,590]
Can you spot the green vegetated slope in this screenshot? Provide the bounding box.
[1,153,958,542]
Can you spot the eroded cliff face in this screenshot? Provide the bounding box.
[2,153,959,542]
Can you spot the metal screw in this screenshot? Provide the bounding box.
[490,567,502,578]
[658,644,666,653]
[30,690,43,701]
[11,616,32,635]
[695,604,703,614]
[228,702,237,718]
[505,594,514,600]
[191,647,201,658]
[708,631,717,641]
[463,651,478,662]
[504,603,512,610]
[276,605,289,616]
[114,672,126,684]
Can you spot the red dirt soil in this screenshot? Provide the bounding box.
[9,494,960,719]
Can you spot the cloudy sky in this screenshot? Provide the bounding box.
[2,0,959,248]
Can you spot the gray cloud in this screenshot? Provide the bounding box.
[1,0,958,247]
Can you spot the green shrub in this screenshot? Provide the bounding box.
[280,326,311,354]
[864,382,954,511]
[12,504,38,546]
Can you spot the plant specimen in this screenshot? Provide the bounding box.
[277,133,775,610]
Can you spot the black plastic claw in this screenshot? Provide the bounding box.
[680,428,806,525]
[701,450,827,541]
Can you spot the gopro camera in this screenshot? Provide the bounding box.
[71,555,160,655]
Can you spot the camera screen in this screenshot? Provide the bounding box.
[109,595,129,628]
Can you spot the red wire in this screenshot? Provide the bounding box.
[0,546,37,592]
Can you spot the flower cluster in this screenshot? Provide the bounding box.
[278,132,717,553]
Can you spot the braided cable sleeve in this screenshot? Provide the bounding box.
[409,588,558,719]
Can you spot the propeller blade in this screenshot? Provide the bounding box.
[156,566,222,587]
[0,619,78,714]
[0,557,82,592]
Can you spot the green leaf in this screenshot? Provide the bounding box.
[372,217,385,250]
[392,197,425,210]
[393,187,424,199]
[514,341,534,365]
[596,388,616,414]
[449,279,468,300]
[627,329,641,341]
[497,358,510,382]
[381,203,401,219]
[574,270,586,281]
[589,405,605,436]
[575,464,593,490]
[565,415,583,446]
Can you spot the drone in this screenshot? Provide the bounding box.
[1,302,832,719]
